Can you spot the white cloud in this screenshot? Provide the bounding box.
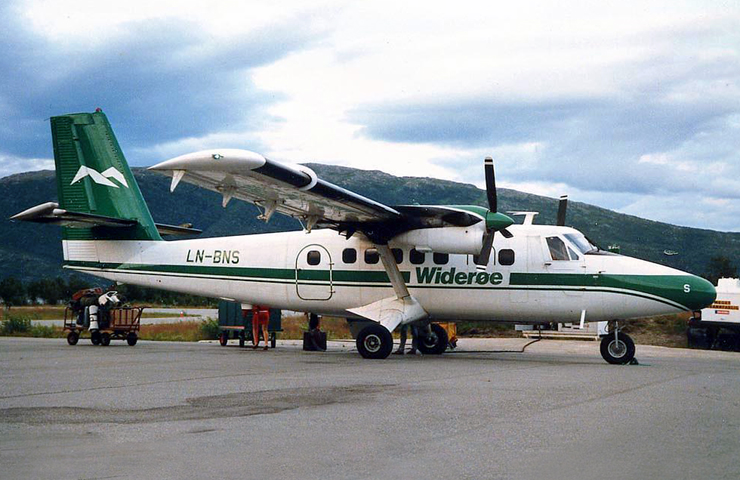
[3,0,740,231]
[0,154,53,178]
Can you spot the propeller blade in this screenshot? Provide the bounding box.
[556,194,568,226]
[500,228,513,239]
[484,157,497,213]
[475,230,495,271]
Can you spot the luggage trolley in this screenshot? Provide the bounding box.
[64,305,144,346]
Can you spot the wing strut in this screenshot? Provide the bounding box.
[347,244,427,333]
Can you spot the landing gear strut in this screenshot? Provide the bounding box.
[600,321,636,365]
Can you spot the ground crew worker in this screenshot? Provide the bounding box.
[251,305,270,350]
[393,323,418,355]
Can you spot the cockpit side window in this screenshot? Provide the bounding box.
[564,233,596,255]
[567,247,580,261]
[546,236,569,261]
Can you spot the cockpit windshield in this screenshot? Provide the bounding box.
[564,233,597,254]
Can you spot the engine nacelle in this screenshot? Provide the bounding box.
[391,225,486,255]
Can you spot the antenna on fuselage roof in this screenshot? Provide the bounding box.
[508,211,539,225]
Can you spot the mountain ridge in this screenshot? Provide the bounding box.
[2,165,738,282]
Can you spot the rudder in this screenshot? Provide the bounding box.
[51,110,161,241]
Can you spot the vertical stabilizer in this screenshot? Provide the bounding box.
[51,110,161,241]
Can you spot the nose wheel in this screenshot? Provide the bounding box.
[600,322,636,364]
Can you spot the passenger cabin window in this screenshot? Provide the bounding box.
[433,252,449,265]
[546,236,569,261]
[499,249,515,266]
[307,250,321,265]
[342,248,357,264]
[391,248,403,264]
[410,248,425,265]
[364,248,380,264]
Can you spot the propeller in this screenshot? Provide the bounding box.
[556,194,568,226]
[474,157,514,271]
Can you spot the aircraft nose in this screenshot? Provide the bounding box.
[682,275,716,311]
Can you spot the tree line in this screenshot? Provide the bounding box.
[0,275,217,307]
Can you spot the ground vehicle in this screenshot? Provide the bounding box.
[64,305,144,346]
[688,278,740,350]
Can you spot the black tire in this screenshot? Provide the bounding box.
[100,333,111,346]
[239,333,245,348]
[66,331,79,346]
[356,324,393,359]
[417,324,448,355]
[91,331,101,345]
[687,326,709,349]
[126,332,138,346]
[600,332,635,364]
[219,332,228,346]
[271,332,277,349]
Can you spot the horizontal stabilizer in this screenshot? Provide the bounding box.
[155,223,202,236]
[10,202,137,228]
[347,295,427,333]
[11,202,202,236]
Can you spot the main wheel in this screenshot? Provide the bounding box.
[126,332,138,346]
[356,324,393,359]
[600,332,635,364]
[100,333,111,346]
[417,324,448,355]
[219,332,228,346]
[66,331,79,346]
[270,332,277,349]
[91,331,101,345]
[238,333,245,348]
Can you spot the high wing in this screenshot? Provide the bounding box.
[149,149,486,240]
[149,149,505,332]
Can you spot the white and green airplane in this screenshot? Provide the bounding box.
[12,110,716,363]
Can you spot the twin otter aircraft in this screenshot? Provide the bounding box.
[13,110,716,363]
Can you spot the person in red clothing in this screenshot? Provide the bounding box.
[251,305,270,350]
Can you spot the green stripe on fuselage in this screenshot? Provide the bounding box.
[65,261,709,310]
[65,261,410,283]
[510,272,713,311]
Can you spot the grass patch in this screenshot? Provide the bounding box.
[280,315,351,340]
[1,314,32,334]
[0,314,65,338]
[6,305,201,321]
[138,319,219,342]
[622,313,691,348]
[3,306,64,320]
[456,321,521,338]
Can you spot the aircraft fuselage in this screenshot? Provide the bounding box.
[64,224,715,324]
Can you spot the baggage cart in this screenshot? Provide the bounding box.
[64,305,144,346]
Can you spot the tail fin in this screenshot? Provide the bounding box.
[51,110,161,241]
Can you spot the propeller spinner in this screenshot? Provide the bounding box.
[474,157,514,271]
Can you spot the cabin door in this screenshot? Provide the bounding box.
[295,245,334,301]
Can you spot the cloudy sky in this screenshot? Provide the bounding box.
[1,0,739,231]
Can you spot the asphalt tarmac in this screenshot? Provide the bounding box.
[1,337,738,480]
